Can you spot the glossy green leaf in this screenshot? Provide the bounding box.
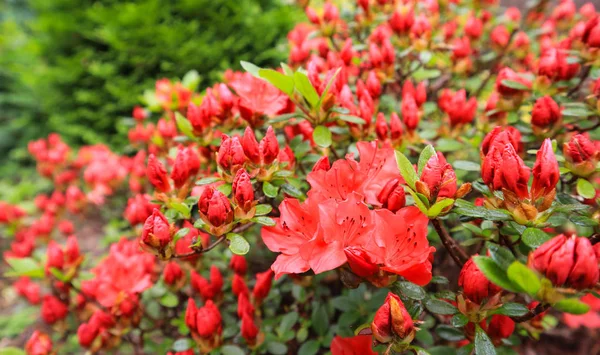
[553,298,590,315]
[227,233,250,255]
[5,257,44,278]
[263,181,279,198]
[521,228,550,248]
[576,178,596,199]
[428,198,455,218]
[507,261,541,296]
[294,71,320,108]
[254,204,273,216]
[475,325,496,355]
[473,256,520,293]
[418,145,436,175]
[425,298,458,315]
[240,60,261,77]
[395,150,417,190]
[259,69,294,96]
[313,125,332,148]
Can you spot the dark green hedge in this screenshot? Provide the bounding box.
[0,0,300,172]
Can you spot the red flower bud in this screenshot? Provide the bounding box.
[187,102,210,133]
[531,139,559,202]
[531,96,562,129]
[65,235,80,265]
[402,94,419,131]
[487,315,515,341]
[230,254,248,275]
[157,118,177,139]
[563,134,599,177]
[260,126,279,165]
[305,7,320,25]
[191,270,218,300]
[41,295,68,324]
[491,25,510,47]
[377,178,406,212]
[390,112,403,140]
[481,126,522,157]
[459,257,502,304]
[58,220,74,235]
[171,147,201,189]
[232,273,249,296]
[217,136,246,172]
[238,292,255,318]
[163,261,184,286]
[210,265,224,292]
[46,241,64,272]
[141,209,172,250]
[242,127,261,165]
[389,7,414,34]
[344,247,379,277]
[445,90,477,126]
[26,331,53,355]
[375,113,389,141]
[496,68,531,96]
[132,106,147,121]
[207,190,233,228]
[195,300,222,338]
[366,71,381,98]
[232,169,254,211]
[77,323,99,348]
[481,143,530,199]
[371,293,415,343]
[241,313,259,345]
[185,298,197,331]
[14,277,41,304]
[530,234,599,290]
[421,152,457,199]
[583,16,600,48]
[253,269,273,305]
[465,15,483,39]
[147,154,171,192]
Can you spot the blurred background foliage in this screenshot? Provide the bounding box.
[0,0,301,178]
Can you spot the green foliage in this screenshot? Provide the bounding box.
[0,0,301,173]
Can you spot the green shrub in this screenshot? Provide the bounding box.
[0,0,301,173]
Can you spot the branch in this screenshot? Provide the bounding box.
[567,65,591,98]
[590,233,600,245]
[511,303,550,323]
[431,218,469,266]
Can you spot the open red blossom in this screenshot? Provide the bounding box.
[307,141,401,206]
[229,73,289,126]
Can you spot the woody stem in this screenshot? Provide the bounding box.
[431,218,469,267]
[511,303,550,323]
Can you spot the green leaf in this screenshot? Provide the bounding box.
[313,125,332,148]
[254,204,273,216]
[173,228,190,242]
[576,178,596,199]
[298,340,320,355]
[270,113,304,123]
[453,160,481,171]
[418,145,436,175]
[182,70,201,90]
[475,325,497,355]
[562,107,593,117]
[406,188,428,214]
[501,79,530,91]
[160,292,179,308]
[453,199,512,221]
[221,345,246,355]
[436,325,466,341]
[521,228,550,248]
[4,257,44,278]
[175,112,195,139]
[395,281,427,300]
[494,303,529,317]
[294,71,320,108]
[172,338,192,352]
[0,348,26,355]
[395,150,417,190]
[339,115,366,124]
[281,63,294,76]
[278,312,299,337]
[169,201,191,219]
[262,181,279,198]
[436,138,463,152]
[251,216,277,227]
[451,314,469,327]
[217,183,232,196]
[259,69,294,96]
[240,61,261,77]
[486,244,516,270]
[425,298,458,315]
[195,176,221,185]
[570,214,599,227]
[267,342,288,355]
[227,233,250,255]
[473,256,520,293]
[311,304,329,336]
[507,261,541,296]
[428,198,455,217]
[553,298,591,315]
[281,184,304,199]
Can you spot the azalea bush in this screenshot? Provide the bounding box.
[3,0,600,354]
